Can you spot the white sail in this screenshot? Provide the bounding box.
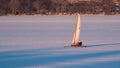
[72,14,80,45]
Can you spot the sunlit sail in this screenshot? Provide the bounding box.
[64,13,85,48]
[72,13,80,45]
[70,13,84,47]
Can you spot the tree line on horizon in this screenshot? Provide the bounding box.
[0,0,120,16]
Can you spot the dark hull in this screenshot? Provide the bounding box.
[71,42,83,47]
[71,45,82,47]
[64,42,86,48]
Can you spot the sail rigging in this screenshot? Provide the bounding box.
[72,14,80,45]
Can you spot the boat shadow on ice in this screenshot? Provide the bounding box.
[87,43,120,47]
[0,47,120,68]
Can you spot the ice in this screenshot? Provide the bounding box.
[0,15,120,68]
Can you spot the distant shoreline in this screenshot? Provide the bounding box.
[1,13,120,16]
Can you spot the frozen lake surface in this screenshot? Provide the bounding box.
[0,15,120,68]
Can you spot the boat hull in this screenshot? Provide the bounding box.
[71,42,83,47]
